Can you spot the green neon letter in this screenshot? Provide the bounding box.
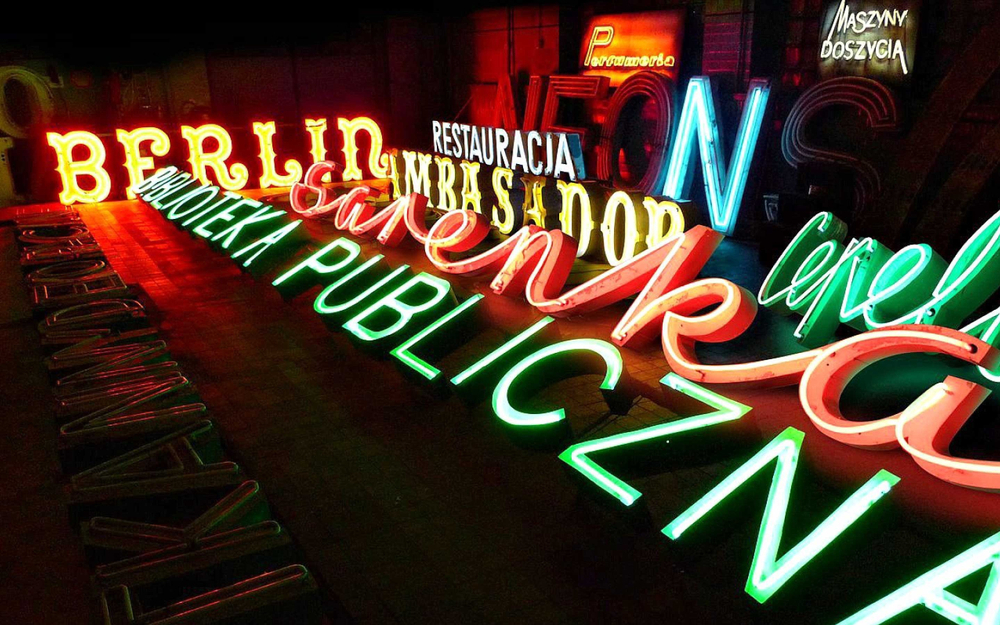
[663,427,899,603]
[450,316,555,387]
[180,192,236,227]
[193,197,264,239]
[230,220,303,268]
[343,273,453,342]
[210,206,287,249]
[838,533,1000,625]
[314,257,410,316]
[558,373,751,506]
[272,238,361,288]
[390,294,484,380]
[492,338,623,426]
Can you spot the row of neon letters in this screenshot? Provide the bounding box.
[48,73,773,237]
[386,150,687,266]
[288,161,1000,491]
[758,210,1000,384]
[45,117,388,204]
[136,166,1000,624]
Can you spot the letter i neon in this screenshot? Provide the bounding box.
[390,294,485,381]
[449,316,556,386]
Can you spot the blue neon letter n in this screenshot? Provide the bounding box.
[661,76,771,236]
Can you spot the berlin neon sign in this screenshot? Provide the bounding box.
[45,117,389,204]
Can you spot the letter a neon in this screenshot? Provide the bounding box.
[663,427,899,603]
[838,533,1000,625]
[661,77,771,235]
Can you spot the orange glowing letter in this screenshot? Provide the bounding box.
[657,278,822,387]
[800,325,997,448]
[180,124,249,191]
[253,121,303,188]
[896,376,1000,490]
[46,131,111,204]
[116,127,171,199]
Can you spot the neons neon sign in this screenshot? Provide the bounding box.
[134,166,1000,622]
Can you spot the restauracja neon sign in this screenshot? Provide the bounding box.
[134,164,1000,622]
[45,117,389,204]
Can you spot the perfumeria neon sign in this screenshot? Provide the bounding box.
[134,166,1000,622]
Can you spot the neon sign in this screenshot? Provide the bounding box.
[133,168,1000,621]
[383,154,688,266]
[664,428,899,604]
[580,11,685,86]
[819,0,920,86]
[759,210,1000,349]
[431,122,585,181]
[45,118,390,203]
[661,77,772,235]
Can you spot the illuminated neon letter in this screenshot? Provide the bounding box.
[663,427,899,603]
[799,326,997,448]
[390,294,485,380]
[559,373,750,506]
[837,532,1000,625]
[304,118,331,182]
[272,238,361,296]
[116,127,170,199]
[253,121,303,188]
[661,77,771,235]
[492,339,623,426]
[181,124,249,191]
[46,131,112,204]
[338,117,389,181]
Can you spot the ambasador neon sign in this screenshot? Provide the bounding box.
[133,154,1000,623]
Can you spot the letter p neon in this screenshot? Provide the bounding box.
[584,26,614,66]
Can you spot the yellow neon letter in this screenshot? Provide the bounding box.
[304,118,331,182]
[435,156,457,211]
[338,117,389,181]
[180,124,249,191]
[602,191,649,266]
[459,161,482,213]
[116,127,171,199]
[642,197,686,247]
[46,131,111,204]
[253,121,303,188]
[557,180,598,258]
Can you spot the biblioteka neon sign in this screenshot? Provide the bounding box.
[133,160,1000,623]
